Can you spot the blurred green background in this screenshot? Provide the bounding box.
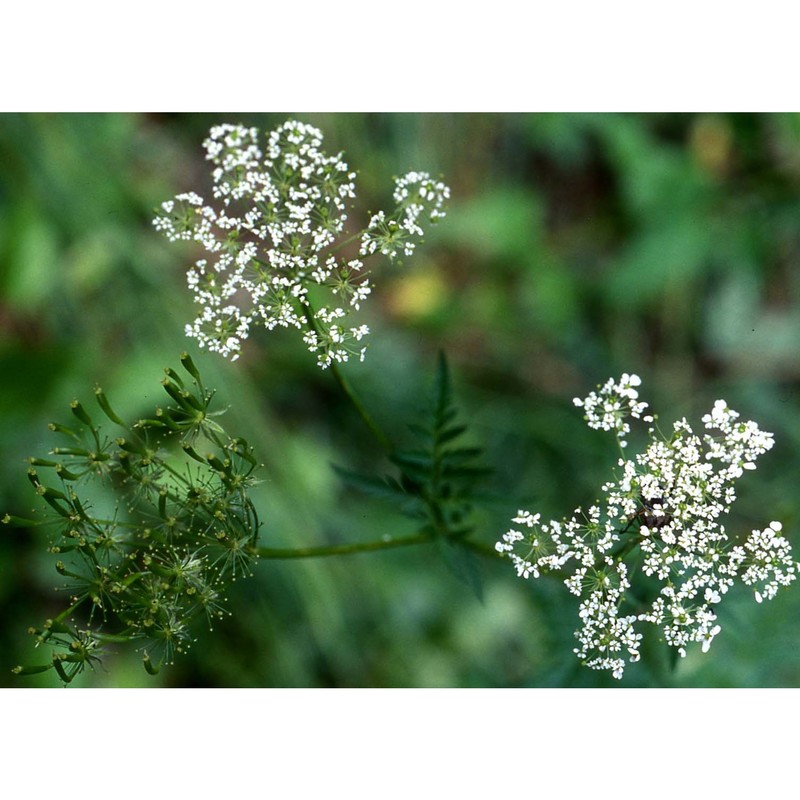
[1,113,799,687]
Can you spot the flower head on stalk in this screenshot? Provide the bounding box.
[154,121,450,367]
[496,375,797,679]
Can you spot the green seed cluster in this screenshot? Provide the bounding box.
[9,353,261,684]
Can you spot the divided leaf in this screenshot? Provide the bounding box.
[336,352,490,597]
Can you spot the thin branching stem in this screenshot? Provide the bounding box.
[254,531,503,561]
[302,298,393,452]
[254,531,432,559]
[328,361,393,452]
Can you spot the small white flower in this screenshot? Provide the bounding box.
[704,587,721,604]
[701,624,722,653]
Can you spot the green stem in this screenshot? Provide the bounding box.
[323,230,363,255]
[303,297,393,452]
[254,532,504,561]
[255,531,433,559]
[612,533,641,562]
[37,596,88,645]
[53,596,87,624]
[329,361,392,452]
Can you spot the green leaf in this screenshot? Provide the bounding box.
[332,465,408,502]
[407,422,433,440]
[389,451,434,480]
[435,538,484,602]
[434,351,452,410]
[440,464,493,480]
[439,447,484,465]
[335,351,491,566]
[437,424,467,445]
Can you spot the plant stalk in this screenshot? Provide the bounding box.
[254,531,432,559]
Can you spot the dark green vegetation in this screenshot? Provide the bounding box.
[1,113,799,686]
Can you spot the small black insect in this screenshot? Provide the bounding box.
[622,495,673,533]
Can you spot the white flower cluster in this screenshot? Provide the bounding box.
[496,375,797,680]
[360,171,450,261]
[154,121,450,366]
[573,373,649,447]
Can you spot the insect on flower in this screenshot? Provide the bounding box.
[622,495,673,534]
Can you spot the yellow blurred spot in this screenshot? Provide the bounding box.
[387,267,449,320]
[689,115,732,177]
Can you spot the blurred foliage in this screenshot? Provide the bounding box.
[1,113,799,687]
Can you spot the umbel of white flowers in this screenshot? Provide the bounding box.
[496,374,797,680]
[153,120,450,366]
